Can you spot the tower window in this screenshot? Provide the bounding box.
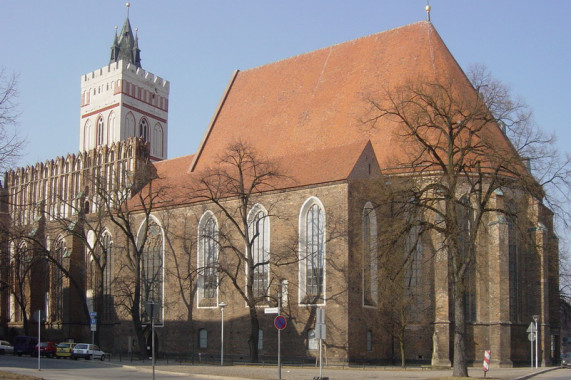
[97,117,105,146]
[139,118,149,142]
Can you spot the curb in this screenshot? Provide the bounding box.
[513,366,560,380]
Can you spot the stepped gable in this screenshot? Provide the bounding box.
[189,21,471,177]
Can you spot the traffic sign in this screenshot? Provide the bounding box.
[526,322,536,333]
[33,310,46,323]
[274,315,287,330]
[528,333,536,342]
[90,311,97,318]
[264,307,279,314]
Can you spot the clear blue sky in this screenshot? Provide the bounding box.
[1,0,570,167]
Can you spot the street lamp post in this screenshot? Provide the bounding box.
[532,314,539,368]
[219,302,227,366]
[277,289,282,380]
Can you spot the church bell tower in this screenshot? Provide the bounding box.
[79,5,169,161]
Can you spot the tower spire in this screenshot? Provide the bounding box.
[109,3,142,67]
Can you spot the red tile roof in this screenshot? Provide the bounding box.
[189,21,468,178]
[142,21,517,207]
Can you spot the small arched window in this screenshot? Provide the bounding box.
[139,118,149,142]
[152,123,164,157]
[97,117,105,146]
[83,119,92,151]
[124,113,135,138]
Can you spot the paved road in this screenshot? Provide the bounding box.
[0,354,568,380]
[528,368,571,380]
[0,355,223,379]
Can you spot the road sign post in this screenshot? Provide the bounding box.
[33,310,45,371]
[90,311,97,346]
[532,315,539,368]
[316,308,326,379]
[482,350,490,377]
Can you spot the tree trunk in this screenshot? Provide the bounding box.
[452,284,468,377]
[399,334,406,368]
[248,306,260,363]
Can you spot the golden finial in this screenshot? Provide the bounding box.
[425,2,431,22]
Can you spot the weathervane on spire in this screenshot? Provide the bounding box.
[425,1,431,22]
[126,2,130,18]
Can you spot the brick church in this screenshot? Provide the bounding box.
[0,9,560,368]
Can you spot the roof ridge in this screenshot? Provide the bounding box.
[241,21,433,73]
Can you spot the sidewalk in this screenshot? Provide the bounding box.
[109,358,562,380]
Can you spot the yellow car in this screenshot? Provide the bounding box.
[56,342,76,359]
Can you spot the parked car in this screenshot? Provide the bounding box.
[13,336,37,356]
[34,341,58,358]
[0,340,14,354]
[56,342,76,359]
[71,343,105,361]
[562,352,571,368]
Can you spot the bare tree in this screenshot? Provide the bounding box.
[363,66,568,376]
[187,141,288,363]
[373,191,428,368]
[89,157,178,359]
[0,229,35,336]
[0,68,24,170]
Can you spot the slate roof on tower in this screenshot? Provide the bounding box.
[110,16,142,67]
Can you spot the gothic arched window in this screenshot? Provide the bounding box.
[101,231,113,322]
[138,217,164,324]
[124,112,135,138]
[299,197,325,305]
[51,237,66,322]
[83,119,92,151]
[152,123,164,157]
[248,204,270,299]
[97,116,105,146]
[458,196,476,322]
[198,212,218,307]
[507,201,521,322]
[362,202,378,306]
[139,118,149,142]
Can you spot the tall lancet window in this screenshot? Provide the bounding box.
[299,197,325,305]
[51,237,66,322]
[248,205,270,299]
[138,217,164,324]
[458,196,476,322]
[507,201,521,322]
[198,212,218,307]
[101,232,114,322]
[362,202,378,306]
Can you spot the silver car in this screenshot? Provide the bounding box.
[562,352,571,368]
[0,340,13,354]
[71,343,105,361]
